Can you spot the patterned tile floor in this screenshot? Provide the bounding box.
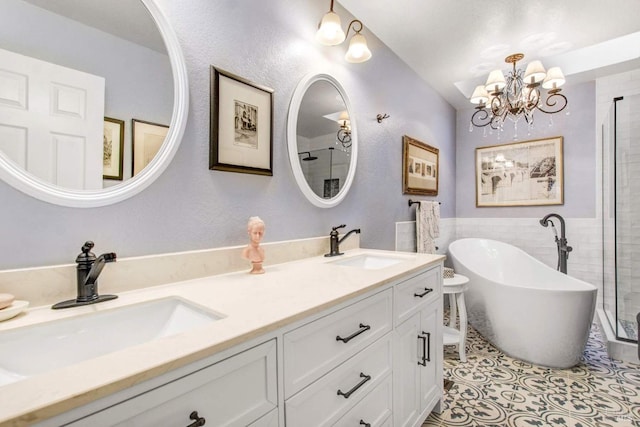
[424,322,640,427]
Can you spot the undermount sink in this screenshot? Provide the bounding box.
[0,297,224,386]
[328,253,413,270]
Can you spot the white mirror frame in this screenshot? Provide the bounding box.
[0,0,189,208]
[287,73,358,208]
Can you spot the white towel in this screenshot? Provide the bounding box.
[416,201,440,254]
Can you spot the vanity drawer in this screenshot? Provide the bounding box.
[283,289,392,398]
[285,333,393,427]
[394,267,441,326]
[68,340,277,427]
[333,373,392,427]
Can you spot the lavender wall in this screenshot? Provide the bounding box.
[0,0,456,269]
[455,81,596,218]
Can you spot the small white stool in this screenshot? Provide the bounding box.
[443,274,469,362]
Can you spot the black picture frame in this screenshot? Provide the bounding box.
[210,67,274,176]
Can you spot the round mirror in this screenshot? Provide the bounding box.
[0,0,188,207]
[287,74,358,208]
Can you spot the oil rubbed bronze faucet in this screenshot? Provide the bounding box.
[540,213,572,274]
[52,241,118,309]
[325,224,361,257]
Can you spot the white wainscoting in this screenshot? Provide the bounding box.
[395,218,456,258]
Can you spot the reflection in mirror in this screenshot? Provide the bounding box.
[287,74,358,208]
[0,0,188,207]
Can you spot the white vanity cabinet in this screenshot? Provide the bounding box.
[65,340,278,427]
[28,257,443,427]
[392,268,443,427]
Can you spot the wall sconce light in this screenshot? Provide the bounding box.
[336,111,352,148]
[376,113,390,123]
[316,0,372,63]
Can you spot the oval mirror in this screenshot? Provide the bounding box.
[287,74,358,208]
[0,0,188,207]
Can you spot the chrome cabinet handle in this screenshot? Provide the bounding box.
[337,372,371,399]
[186,411,206,427]
[336,323,371,343]
[359,420,371,427]
[418,331,431,366]
[414,287,434,298]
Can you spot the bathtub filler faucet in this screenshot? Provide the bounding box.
[325,224,361,257]
[52,241,118,309]
[539,213,572,274]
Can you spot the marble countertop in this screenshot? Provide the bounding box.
[0,248,444,426]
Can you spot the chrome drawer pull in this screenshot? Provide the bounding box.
[418,331,431,366]
[337,372,371,398]
[186,411,206,427]
[359,420,371,427]
[414,287,434,298]
[336,323,371,343]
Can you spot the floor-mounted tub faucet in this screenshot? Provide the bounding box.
[52,241,118,309]
[539,213,572,274]
[324,224,361,257]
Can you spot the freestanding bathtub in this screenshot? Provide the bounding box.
[448,238,597,368]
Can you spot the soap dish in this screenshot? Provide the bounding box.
[0,300,29,322]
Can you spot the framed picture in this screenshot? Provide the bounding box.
[103,117,124,180]
[210,66,273,176]
[132,119,169,176]
[475,136,564,207]
[402,135,439,196]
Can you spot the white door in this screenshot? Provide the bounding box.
[0,48,105,189]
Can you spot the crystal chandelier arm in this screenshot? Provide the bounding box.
[470,107,492,128]
[524,85,541,110]
[536,91,568,115]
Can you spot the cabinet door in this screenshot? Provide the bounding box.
[68,340,277,427]
[419,304,442,413]
[392,313,421,427]
[394,301,443,427]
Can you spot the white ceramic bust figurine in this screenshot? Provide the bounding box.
[242,216,265,274]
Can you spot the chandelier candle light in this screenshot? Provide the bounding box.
[316,0,372,63]
[469,53,567,134]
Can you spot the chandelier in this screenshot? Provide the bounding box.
[469,53,567,132]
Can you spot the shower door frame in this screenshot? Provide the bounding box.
[603,95,638,344]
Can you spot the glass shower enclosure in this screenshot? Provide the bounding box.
[602,95,640,344]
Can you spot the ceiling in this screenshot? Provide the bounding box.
[23,0,166,53]
[338,0,640,110]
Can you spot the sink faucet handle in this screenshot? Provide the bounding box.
[81,241,95,253]
[76,241,97,264]
[332,224,347,231]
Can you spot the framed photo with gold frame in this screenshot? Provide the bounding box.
[475,136,564,207]
[402,135,439,196]
[210,66,273,176]
[103,117,124,180]
[132,119,169,176]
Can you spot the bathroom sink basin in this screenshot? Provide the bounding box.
[328,253,413,270]
[0,297,224,386]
